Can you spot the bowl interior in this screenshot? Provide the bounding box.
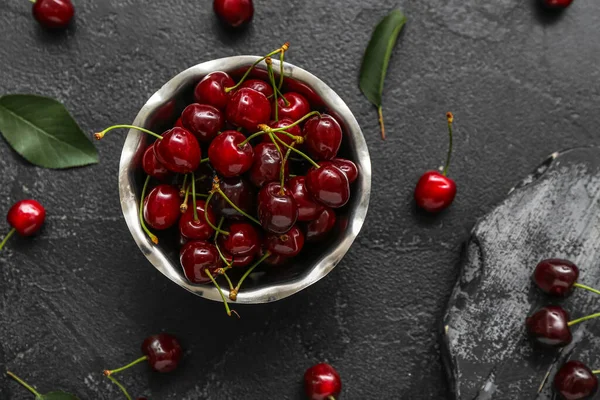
[119,56,371,304]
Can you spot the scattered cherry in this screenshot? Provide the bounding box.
[218,222,260,257]
[263,118,302,146]
[257,182,298,234]
[533,259,579,296]
[305,207,336,242]
[526,306,572,347]
[32,0,74,29]
[213,0,254,28]
[1,199,45,251]
[554,361,598,400]
[180,241,222,284]
[142,144,171,181]
[306,165,350,208]
[179,200,216,240]
[240,79,274,98]
[226,88,272,131]
[542,0,573,9]
[304,363,342,400]
[154,127,202,174]
[303,114,342,160]
[181,103,224,143]
[141,333,183,373]
[289,176,324,221]
[143,185,181,230]
[208,130,254,177]
[194,71,235,110]
[212,177,255,220]
[249,142,288,187]
[276,92,310,122]
[265,225,304,257]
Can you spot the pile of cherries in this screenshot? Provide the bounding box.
[527,258,600,400]
[96,44,358,314]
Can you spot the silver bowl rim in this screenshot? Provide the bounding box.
[118,55,372,304]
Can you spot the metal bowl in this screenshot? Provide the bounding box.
[118,56,371,304]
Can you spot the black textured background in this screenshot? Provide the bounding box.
[1,1,600,399]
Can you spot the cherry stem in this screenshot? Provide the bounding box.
[232,251,271,297]
[139,175,158,244]
[191,172,199,221]
[195,193,209,198]
[104,355,148,376]
[106,375,132,400]
[273,134,320,169]
[568,312,600,327]
[328,397,336,400]
[180,174,189,197]
[181,181,191,213]
[270,111,320,132]
[269,132,284,160]
[225,44,288,93]
[200,157,210,163]
[214,187,261,226]
[593,370,600,375]
[280,146,293,190]
[239,128,298,147]
[267,59,279,121]
[0,228,16,252]
[278,51,285,90]
[573,283,600,296]
[214,217,232,268]
[442,112,454,176]
[94,124,162,140]
[222,270,235,291]
[378,106,385,140]
[6,371,42,398]
[204,192,229,235]
[205,268,239,318]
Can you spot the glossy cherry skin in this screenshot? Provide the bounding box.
[154,128,202,174]
[330,158,358,184]
[180,241,222,284]
[179,200,215,240]
[305,207,336,242]
[194,71,235,111]
[141,333,182,373]
[262,118,302,146]
[276,92,310,122]
[240,79,273,98]
[218,222,260,257]
[223,251,254,268]
[226,88,271,132]
[543,0,573,9]
[306,165,350,209]
[265,225,304,257]
[7,199,46,236]
[208,131,254,177]
[249,142,288,187]
[554,361,598,400]
[304,363,342,400]
[414,171,457,213]
[213,0,254,27]
[32,0,74,29]
[533,259,579,296]
[257,182,298,234]
[526,306,572,347]
[143,144,171,181]
[288,176,324,221]
[143,185,180,230]
[212,177,255,220]
[303,114,343,160]
[181,103,224,143]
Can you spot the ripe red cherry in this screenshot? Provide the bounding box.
[6,199,46,237]
[257,182,298,234]
[141,333,183,373]
[288,176,324,221]
[143,185,181,230]
[262,118,302,146]
[265,225,304,257]
[223,251,254,268]
[306,165,350,208]
[180,241,221,284]
[305,207,336,242]
[554,361,598,400]
[194,71,235,110]
[212,177,255,220]
[179,200,216,240]
[226,88,271,132]
[218,222,260,257]
[154,127,202,174]
[276,92,310,122]
[543,0,573,9]
[526,306,572,347]
[249,142,288,187]
[32,0,74,29]
[240,79,273,98]
[303,114,342,160]
[414,171,456,213]
[213,0,254,28]
[208,131,254,177]
[143,144,171,181]
[330,158,358,184]
[304,363,342,400]
[533,259,579,296]
[181,103,224,143]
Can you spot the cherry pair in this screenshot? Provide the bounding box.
[0,199,46,252]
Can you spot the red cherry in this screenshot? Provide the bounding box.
[265,225,304,257]
[303,114,342,160]
[226,88,271,132]
[142,144,171,181]
[153,127,202,174]
[305,165,350,208]
[260,248,289,266]
[174,117,184,128]
[276,92,310,122]
[143,185,180,230]
[32,0,74,29]
[194,71,235,110]
[6,199,46,237]
[257,182,298,234]
[330,158,358,184]
[223,251,255,268]
[249,142,288,188]
[181,103,224,143]
[533,259,579,296]
[304,363,342,400]
[283,78,325,109]
[179,200,216,240]
[213,0,254,28]
[262,118,302,146]
[554,361,598,400]
[543,0,573,8]
[218,222,260,257]
[240,79,273,98]
[208,131,254,177]
[305,207,336,242]
[212,177,255,220]
[288,176,324,221]
[141,333,183,373]
[526,306,572,347]
[414,171,456,213]
[180,241,221,284]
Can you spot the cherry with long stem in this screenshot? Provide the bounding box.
[6,371,43,398]
[139,175,158,244]
[229,251,271,301]
[104,356,149,377]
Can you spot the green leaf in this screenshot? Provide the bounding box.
[359,9,406,139]
[42,391,80,400]
[0,94,98,168]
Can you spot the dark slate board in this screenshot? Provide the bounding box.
[442,146,600,399]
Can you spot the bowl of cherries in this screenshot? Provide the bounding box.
[102,44,371,309]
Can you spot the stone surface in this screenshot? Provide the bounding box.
[0,1,600,399]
